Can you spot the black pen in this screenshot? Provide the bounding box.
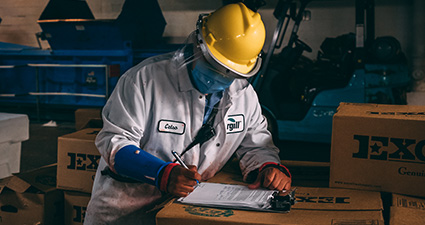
[171,150,199,184]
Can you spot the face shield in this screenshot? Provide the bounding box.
[173,32,235,95]
[174,11,264,80]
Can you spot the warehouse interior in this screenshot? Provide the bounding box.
[1,0,425,224]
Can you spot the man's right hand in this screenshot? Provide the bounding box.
[167,165,201,197]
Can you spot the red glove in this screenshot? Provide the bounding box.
[159,164,201,197]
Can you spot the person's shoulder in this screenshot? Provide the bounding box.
[229,79,256,97]
[121,52,176,79]
[136,52,175,69]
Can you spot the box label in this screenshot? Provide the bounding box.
[72,205,87,224]
[352,135,425,164]
[331,219,380,225]
[183,206,234,218]
[296,196,350,204]
[396,197,425,210]
[67,153,100,172]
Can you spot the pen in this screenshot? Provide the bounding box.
[171,150,199,184]
[171,150,189,169]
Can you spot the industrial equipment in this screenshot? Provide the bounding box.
[0,0,176,119]
[250,0,412,144]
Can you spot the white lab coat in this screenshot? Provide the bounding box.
[84,52,280,224]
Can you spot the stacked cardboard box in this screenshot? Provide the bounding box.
[389,194,425,224]
[0,112,29,179]
[156,171,384,225]
[330,103,425,197]
[0,164,64,225]
[57,128,101,193]
[329,103,425,224]
[74,108,102,130]
[64,191,92,225]
[57,128,101,225]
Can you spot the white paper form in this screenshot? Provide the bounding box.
[177,183,278,211]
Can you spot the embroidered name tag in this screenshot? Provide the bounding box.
[226,114,244,134]
[158,120,185,135]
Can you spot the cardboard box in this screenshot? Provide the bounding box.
[57,128,101,193]
[0,164,64,225]
[156,171,384,225]
[281,160,330,188]
[221,157,330,188]
[74,108,102,130]
[330,103,425,197]
[389,194,425,225]
[0,112,29,178]
[64,191,91,225]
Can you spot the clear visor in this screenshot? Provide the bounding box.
[173,32,200,70]
[174,32,233,79]
[173,33,232,111]
[174,15,262,79]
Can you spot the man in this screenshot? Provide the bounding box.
[84,2,291,224]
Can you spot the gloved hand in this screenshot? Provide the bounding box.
[248,163,292,191]
[166,165,201,197]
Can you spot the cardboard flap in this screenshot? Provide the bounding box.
[15,164,57,193]
[335,103,425,121]
[292,187,382,211]
[0,177,11,194]
[5,176,32,193]
[0,164,58,194]
[59,128,100,142]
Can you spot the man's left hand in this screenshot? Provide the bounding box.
[248,167,291,191]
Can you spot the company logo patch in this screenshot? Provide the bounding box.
[226,114,244,134]
[183,206,234,217]
[158,120,185,135]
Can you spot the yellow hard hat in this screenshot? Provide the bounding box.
[196,3,266,78]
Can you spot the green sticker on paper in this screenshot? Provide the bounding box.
[183,206,234,217]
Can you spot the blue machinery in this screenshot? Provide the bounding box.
[1,0,413,144]
[250,0,412,144]
[0,0,177,113]
[0,42,132,107]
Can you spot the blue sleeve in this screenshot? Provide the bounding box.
[114,145,171,187]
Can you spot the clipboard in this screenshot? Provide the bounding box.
[177,182,296,213]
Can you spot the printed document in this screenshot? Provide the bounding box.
[177,183,279,211]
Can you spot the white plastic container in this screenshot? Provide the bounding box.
[0,112,29,178]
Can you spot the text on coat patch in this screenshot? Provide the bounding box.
[226,114,244,133]
[158,120,185,135]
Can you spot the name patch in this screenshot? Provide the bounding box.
[158,120,185,135]
[226,114,244,134]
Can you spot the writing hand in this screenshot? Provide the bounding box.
[167,165,202,197]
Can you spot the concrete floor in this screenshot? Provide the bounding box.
[20,120,76,173]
